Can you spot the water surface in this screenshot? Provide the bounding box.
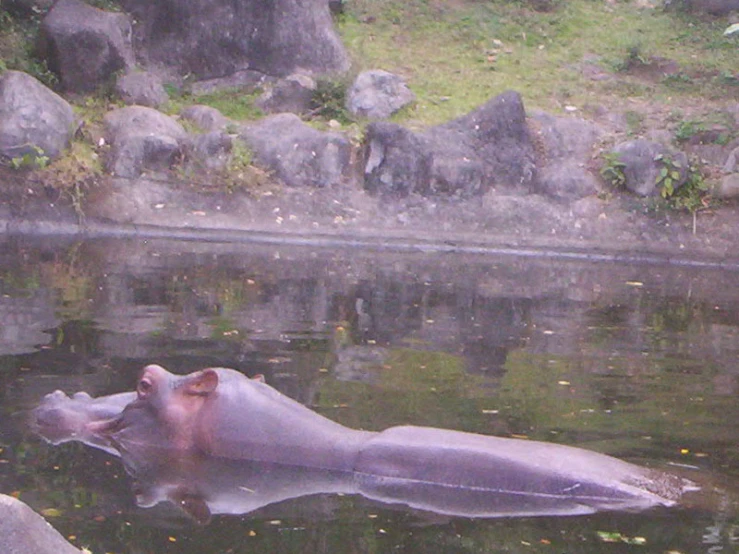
[0,236,737,553]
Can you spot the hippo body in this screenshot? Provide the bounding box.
[31,364,694,521]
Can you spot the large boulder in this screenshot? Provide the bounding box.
[363,90,537,198]
[104,106,187,178]
[0,71,76,162]
[240,113,352,188]
[610,139,688,197]
[346,70,416,120]
[38,0,134,94]
[118,0,349,79]
[0,494,81,554]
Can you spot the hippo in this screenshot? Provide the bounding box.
[31,364,696,522]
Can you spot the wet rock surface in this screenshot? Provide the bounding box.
[0,495,81,554]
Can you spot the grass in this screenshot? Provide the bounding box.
[2,0,736,128]
[338,0,738,125]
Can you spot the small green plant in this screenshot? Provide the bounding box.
[311,78,353,123]
[600,152,626,188]
[624,110,644,136]
[9,145,49,170]
[34,140,105,222]
[674,120,704,143]
[662,72,693,90]
[611,44,649,72]
[221,138,271,193]
[653,153,682,199]
[667,163,711,214]
[651,155,711,214]
[227,138,253,174]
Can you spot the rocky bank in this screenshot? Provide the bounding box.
[0,0,737,267]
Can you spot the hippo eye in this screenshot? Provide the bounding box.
[137,377,153,397]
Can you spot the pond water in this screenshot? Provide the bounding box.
[0,235,737,554]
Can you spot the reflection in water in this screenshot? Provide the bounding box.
[1,235,738,553]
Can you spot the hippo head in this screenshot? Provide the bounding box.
[91,364,221,455]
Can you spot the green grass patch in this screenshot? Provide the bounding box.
[339,0,739,126]
[170,89,264,121]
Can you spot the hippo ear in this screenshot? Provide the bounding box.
[183,368,219,395]
[168,487,212,525]
[251,374,266,383]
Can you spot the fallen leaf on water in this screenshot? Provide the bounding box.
[597,531,647,545]
[40,508,62,517]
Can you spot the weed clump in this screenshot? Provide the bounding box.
[310,78,354,123]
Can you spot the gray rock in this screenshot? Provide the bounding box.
[116,70,168,108]
[118,0,349,79]
[531,111,601,162]
[537,162,600,201]
[185,131,233,173]
[0,70,76,161]
[240,113,351,188]
[363,123,434,197]
[188,70,272,96]
[255,73,316,115]
[104,106,187,178]
[611,139,688,197]
[346,70,415,120]
[714,173,739,199]
[531,111,603,200]
[38,0,134,94]
[0,494,81,554]
[363,90,537,198]
[180,105,232,132]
